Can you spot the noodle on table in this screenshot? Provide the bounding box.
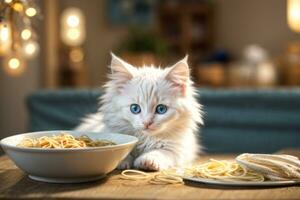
[121,159,265,185]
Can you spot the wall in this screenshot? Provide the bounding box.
[61,0,300,85]
[0,59,41,140]
[214,0,300,58]
[1,0,300,141]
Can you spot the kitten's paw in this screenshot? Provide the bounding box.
[117,155,133,170]
[133,153,170,171]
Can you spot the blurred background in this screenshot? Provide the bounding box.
[1,0,300,142]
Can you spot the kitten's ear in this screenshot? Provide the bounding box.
[110,53,136,83]
[165,55,190,95]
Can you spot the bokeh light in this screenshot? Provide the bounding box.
[0,23,11,55]
[25,7,37,17]
[61,7,86,46]
[23,40,39,58]
[21,29,32,40]
[69,48,84,63]
[3,54,26,76]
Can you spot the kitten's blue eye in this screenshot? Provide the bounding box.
[156,104,168,114]
[130,104,141,114]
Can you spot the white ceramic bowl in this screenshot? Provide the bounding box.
[0,130,138,183]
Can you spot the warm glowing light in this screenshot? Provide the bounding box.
[67,29,80,40]
[4,0,12,3]
[23,41,39,58]
[26,7,37,17]
[3,54,26,76]
[61,7,86,46]
[288,0,300,32]
[0,23,11,55]
[67,15,80,27]
[21,29,32,40]
[12,2,23,12]
[8,58,20,69]
[0,25,10,41]
[70,48,84,63]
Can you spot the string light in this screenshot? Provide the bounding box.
[0,22,11,55]
[12,3,24,12]
[0,0,40,76]
[3,54,26,76]
[9,58,20,69]
[0,24,10,41]
[23,40,39,58]
[25,7,37,17]
[21,29,32,40]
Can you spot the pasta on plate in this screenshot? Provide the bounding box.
[120,154,300,185]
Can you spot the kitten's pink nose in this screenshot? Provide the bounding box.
[143,121,153,129]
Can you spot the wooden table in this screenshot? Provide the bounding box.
[1,152,299,200]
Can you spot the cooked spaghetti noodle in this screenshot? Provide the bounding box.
[121,159,265,185]
[185,159,264,182]
[17,133,116,148]
[121,154,300,184]
[121,169,184,185]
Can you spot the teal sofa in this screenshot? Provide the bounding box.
[27,89,300,153]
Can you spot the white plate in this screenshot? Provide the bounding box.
[183,177,300,187]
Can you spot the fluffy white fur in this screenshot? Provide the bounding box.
[76,53,203,171]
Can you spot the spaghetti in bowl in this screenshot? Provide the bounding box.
[0,130,138,183]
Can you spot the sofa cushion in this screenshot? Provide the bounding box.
[27,89,300,153]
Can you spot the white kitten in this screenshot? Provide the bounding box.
[76,53,203,171]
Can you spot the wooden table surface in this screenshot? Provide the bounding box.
[1,151,300,200]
